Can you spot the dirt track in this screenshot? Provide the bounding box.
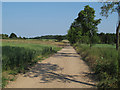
[6,45,96,88]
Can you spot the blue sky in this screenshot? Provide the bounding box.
[2,2,118,38]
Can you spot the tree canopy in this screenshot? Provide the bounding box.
[9,33,17,38]
[67,5,101,46]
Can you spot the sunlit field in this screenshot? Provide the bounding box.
[1,39,64,87]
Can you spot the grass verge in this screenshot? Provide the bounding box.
[74,43,119,88]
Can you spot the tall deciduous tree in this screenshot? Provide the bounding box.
[67,5,101,46]
[75,5,101,47]
[100,1,120,50]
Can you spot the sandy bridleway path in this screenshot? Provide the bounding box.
[6,45,96,88]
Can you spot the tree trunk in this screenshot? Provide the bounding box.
[116,21,120,50]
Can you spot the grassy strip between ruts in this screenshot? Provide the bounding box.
[2,41,62,88]
[73,43,120,88]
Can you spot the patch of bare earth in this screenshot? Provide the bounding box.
[6,45,97,88]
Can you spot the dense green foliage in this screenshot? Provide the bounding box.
[0,34,9,39]
[97,32,117,44]
[31,35,67,41]
[74,43,119,88]
[55,35,63,42]
[67,5,101,46]
[9,33,17,39]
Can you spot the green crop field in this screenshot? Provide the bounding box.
[1,39,63,87]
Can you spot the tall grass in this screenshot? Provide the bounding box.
[3,46,34,71]
[2,41,61,87]
[2,45,58,71]
[74,43,119,88]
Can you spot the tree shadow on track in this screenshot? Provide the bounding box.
[23,63,96,87]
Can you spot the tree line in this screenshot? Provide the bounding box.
[97,32,117,44]
[1,33,67,42]
[30,35,67,41]
[0,33,27,39]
